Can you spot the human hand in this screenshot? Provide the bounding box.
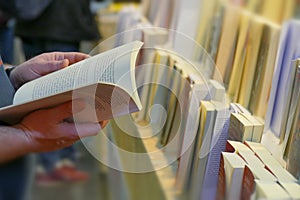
[13,100,104,153]
[10,52,89,89]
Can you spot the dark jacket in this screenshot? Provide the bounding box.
[0,59,14,107]
[14,0,100,43]
[0,58,30,200]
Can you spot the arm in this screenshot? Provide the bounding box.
[0,52,109,163]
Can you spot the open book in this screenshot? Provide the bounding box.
[0,41,143,124]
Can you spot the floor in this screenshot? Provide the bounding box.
[30,143,109,200]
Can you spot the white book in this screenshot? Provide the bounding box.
[176,73,209,191]
[200,101,230,200]
[222,152,246,200]
[0,41,143,124]
[135,28,168,122]
[173,0,202,60]
[255,180,291,200]
[208,80,226,103]
[279,181,300,199]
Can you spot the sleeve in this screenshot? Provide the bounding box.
[0,59,15,107]
[5,66,15,77]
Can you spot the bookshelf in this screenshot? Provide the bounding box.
[92,0,300,199]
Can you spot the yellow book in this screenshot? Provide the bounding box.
[227,10,252,102]
[281,0,295,22]
[248,20,281,118]
[245,0,261,13]
[108,118,166,200]
[261,0,284,24]
[189,101,216,198]
[193,101,216,162]
[195,0,218,51]
[228,113,253,142]
[214,3,241,86]
[241,114,264,142]
[207,1,225,62]
[237,14,264,108]
[160,62,183,146]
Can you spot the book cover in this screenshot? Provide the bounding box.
[237,14,264,108]
[228,113,253,142]
[227,10,252,102]
[214,3,241,87]
[222,152,246,200]
[248,19,280,118]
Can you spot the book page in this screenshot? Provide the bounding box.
[13,41,143,107]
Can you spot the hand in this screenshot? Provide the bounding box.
[10,52,89,89]
[13,100,102,153]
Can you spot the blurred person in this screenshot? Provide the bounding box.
[0,52,107,200]
[0,9,14,64]
[14,0,101,184]
[15,0,100,59]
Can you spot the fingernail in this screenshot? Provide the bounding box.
[62,59,69,67]
[78,124,100,138]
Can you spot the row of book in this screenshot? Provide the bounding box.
[122,0,300,178]
[191,0,300,189]
[115,0,300,144]
[99,43,300,198]
[94,0,300,199]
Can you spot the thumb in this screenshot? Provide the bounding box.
[59,123,101,138]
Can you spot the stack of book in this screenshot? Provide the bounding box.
[217,140,300,199]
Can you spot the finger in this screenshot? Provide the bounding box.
[32,59,69,76]
[35,52,89,75]
[66,53,90,65]
[54,52,89,65]
[57,122,101,138]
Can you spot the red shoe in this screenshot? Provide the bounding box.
[35,172,63,186]
[52,166,89,182]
